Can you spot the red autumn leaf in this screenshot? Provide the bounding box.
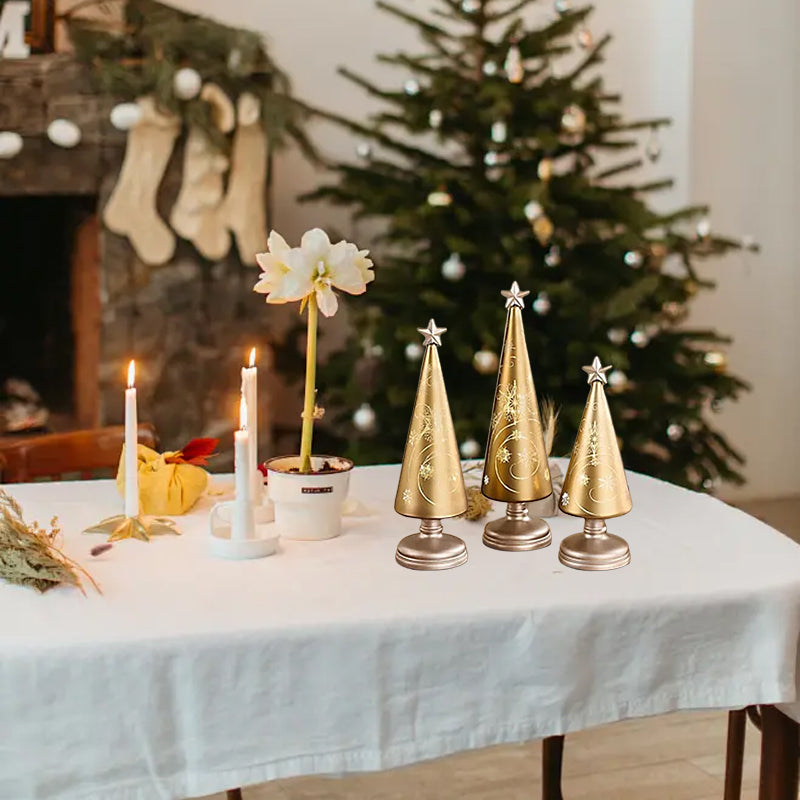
[166,438,220,466]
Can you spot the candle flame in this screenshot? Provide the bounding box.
[239,394,247,431]
[248,347,256,368]
[127,360,135,389]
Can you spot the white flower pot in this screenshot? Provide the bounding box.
[266,455,353,540]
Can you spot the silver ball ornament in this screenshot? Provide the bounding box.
[352,403,377,432]
[473,349,499,374]
[608,370,628,390]
[491,121,507,143]
[532,292,551,315]
[482,61,498,76]
[404,79,420,96]
[667,424,684,442]
[524,200,543,221]
[630,329,649,347]
[405,342,423,362]
[441,253,466,281]
[459,439,482,459]
[624,250,644,268]
[607,328,627,345]
[355,141,373,161]
[544,245,561,267]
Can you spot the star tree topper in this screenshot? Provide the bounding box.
[582,356,613,385]
[501,281,530,309]
[418,319,447,347]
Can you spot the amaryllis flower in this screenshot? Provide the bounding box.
[254,228,374,317]
[254,231,309,303]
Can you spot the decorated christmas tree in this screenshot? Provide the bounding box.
[307,0,750,490]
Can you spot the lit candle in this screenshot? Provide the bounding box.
[241,347,261,502]
[124,360,139,518]
[232,395,255,541]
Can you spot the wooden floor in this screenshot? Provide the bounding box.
[202,496,800,800]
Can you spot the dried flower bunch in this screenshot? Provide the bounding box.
[0,491,98,594]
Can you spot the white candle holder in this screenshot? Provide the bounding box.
[208,502,278,559]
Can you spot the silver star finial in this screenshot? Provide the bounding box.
[501,281,530,309]
[417,319,447,347]
[582,356,613,385]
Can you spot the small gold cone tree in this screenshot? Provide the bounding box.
[481,282,553,551]
[394,320,468,570]
[558,357,633,571]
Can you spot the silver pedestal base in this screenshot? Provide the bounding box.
[483,502,551,552]
[558,518,631,571]
[395,519,468,571]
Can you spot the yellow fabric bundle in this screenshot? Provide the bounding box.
[116,444,208,516]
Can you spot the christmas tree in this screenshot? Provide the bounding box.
[306,0,750,491]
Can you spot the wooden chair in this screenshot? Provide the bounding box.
[0,424,158,482]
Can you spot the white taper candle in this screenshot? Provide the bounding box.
[124,360,139,518]
[241,347,261,502]
[232,395,255,541]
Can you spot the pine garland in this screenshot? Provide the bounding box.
[63,0,315,157]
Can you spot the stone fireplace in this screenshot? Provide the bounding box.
[0,54,293,468]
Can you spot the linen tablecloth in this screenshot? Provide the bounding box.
[2,463,800,800]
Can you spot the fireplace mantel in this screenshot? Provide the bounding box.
[0,54,123,196]
[0,55,276,464]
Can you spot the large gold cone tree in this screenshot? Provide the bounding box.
[482,282,552,505]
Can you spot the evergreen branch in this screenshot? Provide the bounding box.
[376,0,453,39]
[566,32,612,81]
[614,117,672,132]
[487,0,533,22]
[594,159,644,180]
[301,97,456,168]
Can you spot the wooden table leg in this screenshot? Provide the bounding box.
[724,708,747,800]
[759,705,799,800]
[542,734,565,800]
[226,790,243,800]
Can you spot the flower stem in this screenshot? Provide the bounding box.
[299,293,318,474]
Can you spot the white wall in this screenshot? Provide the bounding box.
[691,0,800,499]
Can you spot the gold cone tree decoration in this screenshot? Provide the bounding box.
[481,282,553,551]
[558,357,632,571]
[394,319,468,570]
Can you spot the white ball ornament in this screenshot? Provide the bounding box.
[173,67,202,100]
[473,349,499,375]
[109,102,142,131]
[441,253,466,281]
[352,403,377,432]
[459,439,482,459]
[0,131,23,159]
[608,370,628,390]
[405,342,423,362]
[532,292,551,315]
[46,119,81,149]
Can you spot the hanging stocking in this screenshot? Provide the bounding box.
[220,93,268,266]
[103,97,180,266]
[170,83,235,261]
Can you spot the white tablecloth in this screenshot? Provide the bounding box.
[2,463,800,800]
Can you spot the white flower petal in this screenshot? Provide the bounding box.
[300,228,332,262]
[327,241,367,294]
[315,285,339,317]
[267,230,291,259]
